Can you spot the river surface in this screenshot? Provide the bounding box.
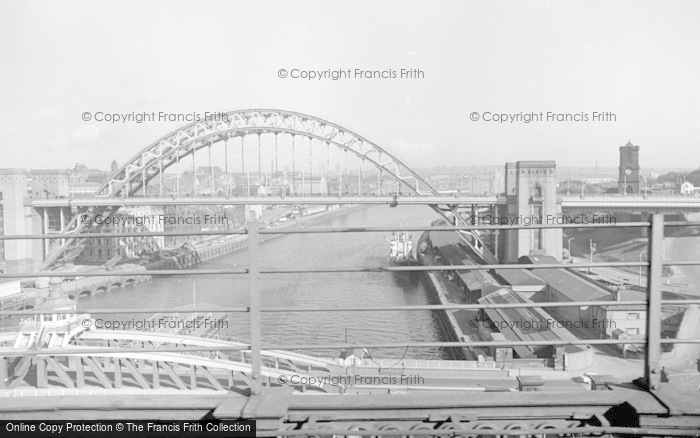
[78,205,449,360]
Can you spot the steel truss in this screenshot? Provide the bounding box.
[42,109,497,270]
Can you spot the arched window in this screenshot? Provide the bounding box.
[531,186,544,251]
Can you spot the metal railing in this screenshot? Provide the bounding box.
[1,211,700,434]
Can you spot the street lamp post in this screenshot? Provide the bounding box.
[589,239,596,274]
[568,237,575,262]
[639,250,647,285]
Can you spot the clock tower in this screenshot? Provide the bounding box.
[618,141,640,194]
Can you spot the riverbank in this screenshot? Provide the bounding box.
[12,204,366,305]
[416,231,477,362]
[146,204,367,270]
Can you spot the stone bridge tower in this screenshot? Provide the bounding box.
[0,169,42,273]
[499,161,563,262]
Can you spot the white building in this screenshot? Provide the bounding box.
[68,182,101,197]
[680,181,695,195]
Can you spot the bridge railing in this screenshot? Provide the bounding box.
[1,212,700,434]
[561,193,700,200]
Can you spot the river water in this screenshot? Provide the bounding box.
[78,205,449,360]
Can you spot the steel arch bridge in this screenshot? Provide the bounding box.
[42,109,496,269]
[98,109,434,198]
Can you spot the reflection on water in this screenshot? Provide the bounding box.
[79,205,449,359]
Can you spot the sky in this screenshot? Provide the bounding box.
[1,0,699,172]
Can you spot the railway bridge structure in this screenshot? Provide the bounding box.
[0,109,697,273]
[0,109,699,435]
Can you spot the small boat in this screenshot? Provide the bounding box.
[387,231,415,266]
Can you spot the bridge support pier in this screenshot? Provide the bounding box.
[0,170,42,273]
[501,161,563,262]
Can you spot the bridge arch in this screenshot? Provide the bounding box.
[42,109,498,269]
[97,109,437,198]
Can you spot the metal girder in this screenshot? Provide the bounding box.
[96,109,439,198]
[159,362,188,390]
[428,204,498,264]
[31,196,505,208]
[198,365,226,391]
[39,109,498,268]
[212,385,700,435]
[43,109,498,268]
[122,358,151,389]
[7,356,31,389]
[41,205,121,270]
[44,356,75,389]
[82,356,113,389]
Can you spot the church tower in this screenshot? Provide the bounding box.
[618,141,640,194]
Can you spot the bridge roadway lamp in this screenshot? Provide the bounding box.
[567,237,575,262]
[639,250,647,285]
[588,239,596,274]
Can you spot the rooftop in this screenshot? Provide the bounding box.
[494,267,548,287]
[479,288,585,358]
[519,255,613,302]
[599,289,648,311]
[516,160,556,169]
[430,231,496,290]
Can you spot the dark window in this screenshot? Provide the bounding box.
[532,205,543,250]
